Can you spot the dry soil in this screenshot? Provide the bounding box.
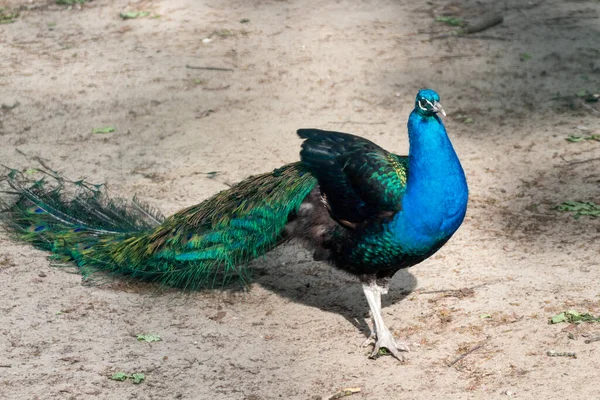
[1,0,600,399]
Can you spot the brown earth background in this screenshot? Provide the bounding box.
[1,0,600,399]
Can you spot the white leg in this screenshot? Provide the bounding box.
[361,284,380,347]
[362,283,409,361]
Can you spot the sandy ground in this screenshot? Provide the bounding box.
[1,0,600,399]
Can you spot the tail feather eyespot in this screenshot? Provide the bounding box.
[27,224,48,233]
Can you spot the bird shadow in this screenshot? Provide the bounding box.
[250,244,418,338]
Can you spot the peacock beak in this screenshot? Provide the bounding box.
[433,101,446,117]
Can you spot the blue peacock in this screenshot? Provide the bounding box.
[1,89,468,360]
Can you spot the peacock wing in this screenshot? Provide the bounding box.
[342,150,408,218]
[297,129,408,225]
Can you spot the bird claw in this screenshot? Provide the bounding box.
[361,283,408,362]
[361,332,376,347]
[367,330,409,361]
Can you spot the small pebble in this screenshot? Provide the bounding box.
[1,100,19,110]
[38,272,47,278]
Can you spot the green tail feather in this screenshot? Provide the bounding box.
[1,164,317,289]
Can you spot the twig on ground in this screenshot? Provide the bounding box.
[584,336,600,344]
[579,100,600,116]
[447,343,485,367]
[408,54,476,60]
[566,157,600,167]
[420,287,473,296]
[462,14,504,34]
[546,351,577,358]
[0,364,12,368]
[426,33,456,41]
[15,148,28,157]
[545,15,599,22]
[457,35,509,41]
[202,85,230,91]
[419,281,498,295]
[185,65,234,72]
[427,14,503,41]
[326,387,361,400]
[33,156,56,173]
[196,109,216,119]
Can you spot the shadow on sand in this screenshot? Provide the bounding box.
[251,245,418,338]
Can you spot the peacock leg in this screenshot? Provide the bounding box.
[360,284,381,347]
[362,283,409,360]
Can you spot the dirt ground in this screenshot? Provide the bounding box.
[1,0,599,399]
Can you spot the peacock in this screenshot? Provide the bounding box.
[0,89,468,361]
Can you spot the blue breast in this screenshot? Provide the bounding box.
[388,111,468,255]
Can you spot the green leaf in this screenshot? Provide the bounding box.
[56,0,87,4]
[239,18,250,23]
[92,126,115,134]
[110,372,145,384]
[136,333,161,342]
[549,310,600,324]
[479,313,492,319]
[454,114,473,124]
[120,11,149,20]
[0,10,19,24]
[110,372,130,381]
[557,201,600,218]
[576,90,587,97]
[120,12,138,19]
[550,312,567,324]
[519,53,532,61]
[566,134,600,143]
[566,134,584,142]
[377,348,390,356]
[131,373,145,384]
[435,16,464,26]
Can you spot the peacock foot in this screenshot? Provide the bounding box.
[361,283,409,361]
[367,329,409,361]
[361,331,376,347]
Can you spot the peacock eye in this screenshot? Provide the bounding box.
[418,99,428,111]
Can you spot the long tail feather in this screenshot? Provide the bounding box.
[1,164,317,289]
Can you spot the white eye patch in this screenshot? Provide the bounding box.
[418,98,434,112]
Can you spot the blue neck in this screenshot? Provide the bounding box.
[391,110,468,252]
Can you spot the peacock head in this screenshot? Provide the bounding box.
[414,89,446,117]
